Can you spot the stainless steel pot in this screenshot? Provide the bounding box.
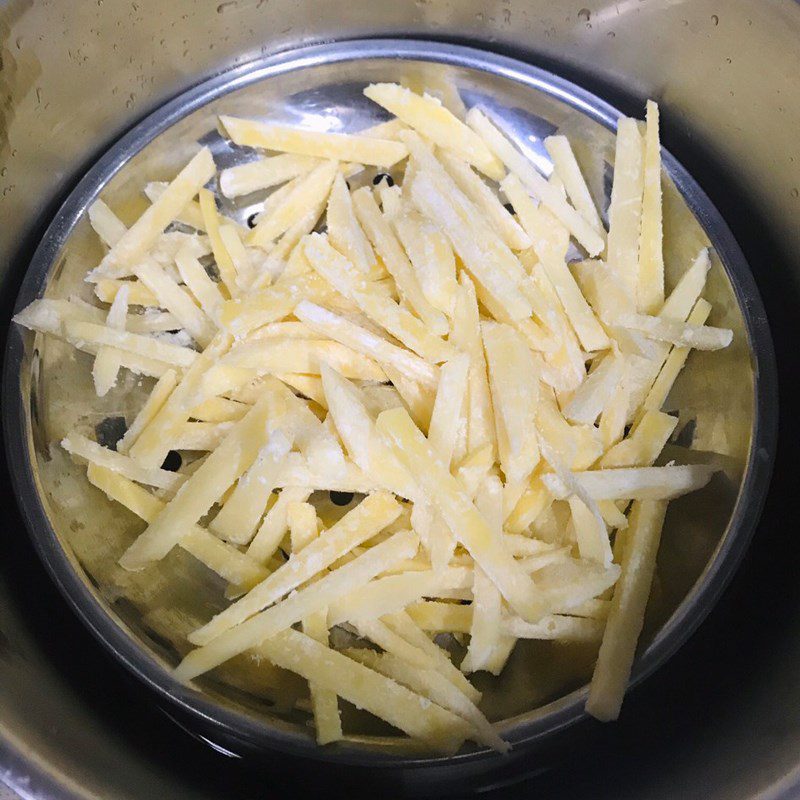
[1,2,799,798]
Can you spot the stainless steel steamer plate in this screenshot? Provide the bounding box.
[2,39,777,766]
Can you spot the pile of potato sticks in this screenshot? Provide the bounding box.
[16,82,732,753]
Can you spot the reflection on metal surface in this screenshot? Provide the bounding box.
[4,39,772,766]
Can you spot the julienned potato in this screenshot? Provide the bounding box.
[15,81,733,753]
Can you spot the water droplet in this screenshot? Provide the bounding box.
[577,7,591,22]
[726,57,732,63]
[0,168,7,178]
[792,188,799,199]
[217,0,237,11]
[711,14,719,25]
[682,18,689,26]
[607,30,616,37]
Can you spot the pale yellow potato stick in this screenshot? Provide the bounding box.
[246,486,313,562]
[301,608,343,745]
[503,533,558,557]
[503,175,609,351]
[250,321,316,340]
[383,611,481,701]
[94,279,159,307]
[143,181,207,232]
[407,601,472,634]
[376,181,402,218]
[450,276,497,458]
[133,259,215,347]
[381,364,437,433]
[598,500,629,531]
[542,464,715,502]
[249,161,338,249]
[119,392,276,569]
[393,209,459,317]
[302,233,453,363]
[188,396,249,423]
[220,336,387,382]
[564,355,624,425]
[602,410,678,467]
[275,373,328,408]
[171,421,235,451]
[454,443,495,500]
[354,618,458,687]
[219,271,326,336]
[570,259,635,324]
[532,557,621,613]
[219,224,255,291]
[376,407,546,622]
[625,252,711,412]
[198,188,238,295]
[219,153,320,198]
[174,243,226,321]
[211,431,293,544]
[63,319,197,368]
[482,322,540,483]
[86,464,268,586]
[326,171,376,274]
[220,115,408,167]
[320,365,417,499]
[525,271,586,393]
[606,118,645,299]
[637,101,665,313]
[347,648,507,753]
[126,332,231,467]
[466,109,604,256]
[543,135,605,237]
[363,83,504,180]
[352,187,449,335]
[252,628,471,754]
[505,477,552,534]
[642,299,712,415]
[294,300,436,388]
[587,500,668,720]
[88,199,127,247]
[284,502,342,746]
[568,494,613,566]
[620,312,732,350]
[117,369,178,454]
[537,435,612,566]
[193,492,402,644]
[94,148,215,278]
[659,250,710,320]
[438,150,531,250]
[503,613,604,642]
[462,559,510,676]
[427,353,470,471]
[357,117,408,139]
[271,454,379,494]
[62,433,184,492]
[327,568,472,626]
[174,529,418,679]
[92,283,128,397]
[286,503,319,553]
[402,132,534,322]
[599,360,631,450]
[536,385,603,470]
